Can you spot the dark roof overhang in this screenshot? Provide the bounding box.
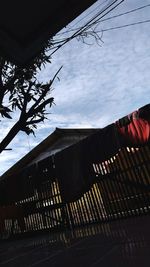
[0,0,97,65]
[0,128,99,180]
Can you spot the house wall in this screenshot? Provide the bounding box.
[0,143,150,239]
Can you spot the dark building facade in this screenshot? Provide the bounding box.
[0,104,150,239]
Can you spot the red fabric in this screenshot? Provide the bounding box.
[117,111,150,145]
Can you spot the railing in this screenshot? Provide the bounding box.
[0,144,150,238]
[66,145,150,228]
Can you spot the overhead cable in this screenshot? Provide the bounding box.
[58,3,150,36]
[101,19,150,32]
[49,0,125,56]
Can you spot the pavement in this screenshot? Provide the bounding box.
[0,215,150,267]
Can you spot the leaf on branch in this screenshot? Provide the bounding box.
[35,83,42,89]
[32,124,37,129]
[40,84,50,90]
[9,94,14,101]
[1,111,12,119]
[4,112,12,119]
[0,106,12,119]
[11,98,22,111]
[21,126,35,136]
[2,106,11,112]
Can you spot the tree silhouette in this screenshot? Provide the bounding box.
[0,47,62,153]
[0,0,125,154]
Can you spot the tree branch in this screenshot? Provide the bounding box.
[28,66,62,114]
[26,117,44,125]
[0,121,22,153]
[28,97,54,118]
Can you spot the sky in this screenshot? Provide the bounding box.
[0,0,150,175]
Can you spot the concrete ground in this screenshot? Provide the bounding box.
[0,215,149,267]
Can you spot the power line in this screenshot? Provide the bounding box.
[100,3,150,23]
[52,2,150,50]
[59,1,123,36]
[70,0,125,41]
[100,19,150,32]
[50,0,125,56]
[57,3,150,36]
[65,0,109,31]
[82,0,124,30]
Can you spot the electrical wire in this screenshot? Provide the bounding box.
[100,3,150,23]
[100,19,150,32]
[57,3,150,35]
[49,0,125,56]
[75,0,125,34]
[64,0,110,31]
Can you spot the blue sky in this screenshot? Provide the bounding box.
[0,0,150,175]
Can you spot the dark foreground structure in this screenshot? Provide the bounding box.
[0,0,97,65]
[0,216,150,267]
[0,104,150,266]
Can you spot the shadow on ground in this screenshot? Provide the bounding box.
[0,215,149,267]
